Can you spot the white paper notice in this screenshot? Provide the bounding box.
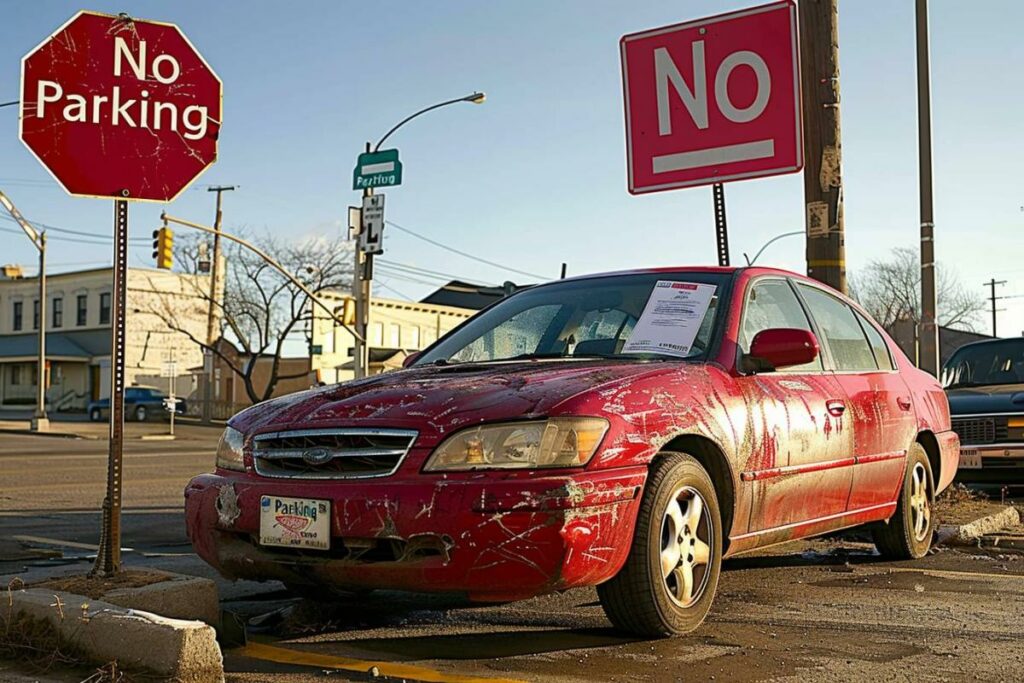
[621,281,717,358]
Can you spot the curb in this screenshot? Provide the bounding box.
[935,506,1022,546]
[2,588,224,682]
[0,427,87,440]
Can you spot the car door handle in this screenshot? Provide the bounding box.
[897,396,913,411]
[826,400,846,417]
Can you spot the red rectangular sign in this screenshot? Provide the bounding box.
[620,1,802,194]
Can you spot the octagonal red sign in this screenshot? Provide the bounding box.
[19,11,222,202]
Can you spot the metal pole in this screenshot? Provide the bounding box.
[353,142,372,380]
[799,0,847,294]
[712,183,729,267]
[93,199,129,576]
[34,233,48,430]
[916,0,939,374]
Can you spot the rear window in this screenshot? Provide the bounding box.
[854,310,895,371]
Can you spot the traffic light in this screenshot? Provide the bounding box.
[152,227,174,269]
[340,297,356,326]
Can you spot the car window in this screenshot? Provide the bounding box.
[796,284,878,372]
[450,305,561,363]
[125,388,139,400]
[854,310,895,371]
[740,279,822,372]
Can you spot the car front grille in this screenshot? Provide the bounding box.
[951,416,1014,445]
[252,428,417,479]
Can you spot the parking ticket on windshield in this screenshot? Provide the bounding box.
[622,281,716,358]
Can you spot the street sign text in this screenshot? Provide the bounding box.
[620,1,801,194]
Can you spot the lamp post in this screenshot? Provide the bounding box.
[0,191,48,430]
[744,231,805,266]
[352,92,485,379]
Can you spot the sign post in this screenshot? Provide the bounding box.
[20,11,222,575]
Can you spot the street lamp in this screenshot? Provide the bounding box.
[351,92,486,380]
[0,191,48,430]
[374,92,486,152]
[744,230,804,266]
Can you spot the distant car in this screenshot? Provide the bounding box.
[185,266,958,637]
[943,337,1024,481]
[88,386,186,422]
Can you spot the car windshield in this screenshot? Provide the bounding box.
[416,272,729,365]
[941,338,1024,388]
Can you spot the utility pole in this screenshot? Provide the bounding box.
[915,0,939,375]
[799,0,846,294]
[0,191,48,431]
[202,185,234,422]
[984,278,1007,337]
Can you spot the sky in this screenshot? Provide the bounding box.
[1,0,1022,343]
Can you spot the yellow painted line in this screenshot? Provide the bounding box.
[885,567,1024,582]
[236,641,527,683]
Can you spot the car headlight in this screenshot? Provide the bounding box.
[424,418,609,471]
[216,426,246,471]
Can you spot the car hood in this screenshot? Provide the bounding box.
[946,383,1024,415]
[229,360,687,443]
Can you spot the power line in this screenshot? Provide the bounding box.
[0,101,18,108]
[375,280,414,301]
[378,258,495,286]
[0,213,149,244]
[385,220,548,281]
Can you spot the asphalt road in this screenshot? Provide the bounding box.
[2,429,1023,682]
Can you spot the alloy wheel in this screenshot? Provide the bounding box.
[910,461,931,542]
[660,486,713,607]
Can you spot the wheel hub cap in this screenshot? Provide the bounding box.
[910,461,931,542]
[660,486,713,608]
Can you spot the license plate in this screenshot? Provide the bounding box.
[259,496,330,550]
[959,449,982,469]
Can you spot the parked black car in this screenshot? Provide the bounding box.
[943,337,1024,481]
[87,386,186,422]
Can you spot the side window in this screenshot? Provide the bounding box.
[125,388,139,401]
[740,279,822,372]
[796,285,878,372]
[854,310,895,371]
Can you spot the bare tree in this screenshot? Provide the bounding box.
[849,247,985,332]
[146,230,353,404]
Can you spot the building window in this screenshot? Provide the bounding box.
[52,297,63,328]
[407,326,421,349]
[12,302,22,331]
[389,323,401,348]
[77,295,87,326]
[33,300,39,330]
[370,322,384,347]
[99,292,111,325]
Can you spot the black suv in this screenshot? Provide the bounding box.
[943,337,1024,481]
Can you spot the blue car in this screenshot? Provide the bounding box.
[87,386,186,422]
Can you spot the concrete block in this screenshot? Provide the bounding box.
[2,588,223,682]
[101,569,220,627]
[936,505,1022,546]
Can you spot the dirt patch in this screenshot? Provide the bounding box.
[935,485,1006,526]
[30,570,169,600]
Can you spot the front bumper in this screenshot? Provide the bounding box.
[184,466,646,602]
[956,443,1024,482]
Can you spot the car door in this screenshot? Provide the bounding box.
[794,284,915,513]
[736,277,855,532]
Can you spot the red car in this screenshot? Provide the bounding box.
[185,266,958,636]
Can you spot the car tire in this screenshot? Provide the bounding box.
[873,443,935,560]
[135,405,147,422]
[89,408,102,422]
[597,452,722,637]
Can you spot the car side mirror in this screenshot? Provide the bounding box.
[747,328,819,372]
[402,351,421,368]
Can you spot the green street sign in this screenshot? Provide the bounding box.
[353,149,402,190]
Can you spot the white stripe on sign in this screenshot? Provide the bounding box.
[362,161,395,174]
[652,139,775,174]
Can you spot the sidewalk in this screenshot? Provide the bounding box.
[0,418,224,440]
